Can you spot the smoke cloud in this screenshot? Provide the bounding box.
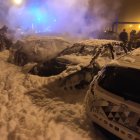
[0,0,121,37]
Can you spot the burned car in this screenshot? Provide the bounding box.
[85,48,140,140]
[8,36,72,66]
[28,39,128,90]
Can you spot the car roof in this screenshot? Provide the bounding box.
[78,39,120,46]
[22,36,71,43]
[108,48,140,70]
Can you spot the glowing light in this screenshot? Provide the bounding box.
[12,7,57,33]
[129,25,133,28]
[138,25,140,29]
[12,0,24,6]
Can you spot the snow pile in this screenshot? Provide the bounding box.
[123,57,136,63]
[0,50,105,140]
[22,63,38,73]
[108,60,120,66]
[132,48,140,56]
[95,57,112,69]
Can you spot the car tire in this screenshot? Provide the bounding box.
[93,123,121,140]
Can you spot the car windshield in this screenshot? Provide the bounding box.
[98,66,140,104]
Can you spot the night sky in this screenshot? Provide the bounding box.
[0,0,139,32]
[119,0,140,21]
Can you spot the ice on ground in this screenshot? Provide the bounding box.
[0,50,105,140]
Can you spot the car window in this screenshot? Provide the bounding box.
[98,66,140,104]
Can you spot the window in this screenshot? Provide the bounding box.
[98,66,140,104]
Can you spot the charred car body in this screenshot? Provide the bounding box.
[8,36,72,66]
[28,39,128,90]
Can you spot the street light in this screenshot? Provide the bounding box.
[129,25,133,28]
[12,0,24,6]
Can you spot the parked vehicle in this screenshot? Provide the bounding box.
[85,48,140,139]
[8,36,72,66]
[29,40,127,90]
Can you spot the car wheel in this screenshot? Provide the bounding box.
[93,123,121,140]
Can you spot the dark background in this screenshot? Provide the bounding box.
[119,0,140,21]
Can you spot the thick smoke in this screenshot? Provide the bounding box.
[0,1,9,26]
[1,0,121,37]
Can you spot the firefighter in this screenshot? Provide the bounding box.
[136,30,140,48]
[119,29,128,52]
[128,30,137,51]
[119,29,128,43]
[130,30,137,42]
[136,30,140,39]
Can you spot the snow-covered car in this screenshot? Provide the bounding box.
[85,48,140,139]
[8,36,72,66]
[29,40,125,76]
[29,40,127,90]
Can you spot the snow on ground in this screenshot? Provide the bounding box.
[0,50,106,140]
[132,48,140,56]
